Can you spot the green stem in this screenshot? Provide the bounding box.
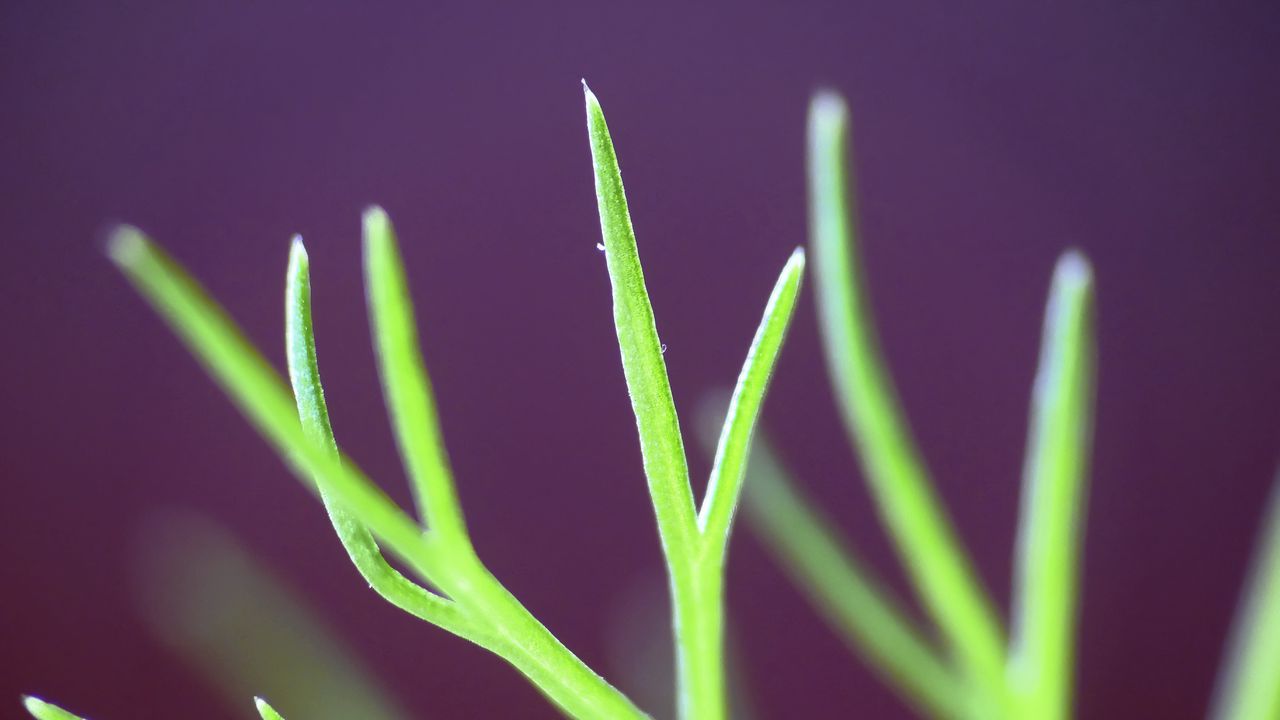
[675,556,727,720]
[441,558,650,720]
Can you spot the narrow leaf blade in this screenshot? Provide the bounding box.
[255,697,286,720]
[807,90,1006,703]
[22,697,84,720]
[584,84,698,559]
[1009,251,1096,719]
[698,248,806,558]
[285,238,488,644]
[362,208,470,547]
[1211,474,1280,720]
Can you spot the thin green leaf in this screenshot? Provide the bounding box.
[255,697,285,720]
[807,89,1006,703]
[362,208,471,549]
[584,83,700,563]
[21,697,84,720]
[1211,474,1280,720]
[285,238,491,645]
[107,227,446,588]
[1009,251,1096,720]
[698,248,806,561]
[586,83,720,720]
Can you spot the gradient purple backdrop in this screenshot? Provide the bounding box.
[3,2,1279,718]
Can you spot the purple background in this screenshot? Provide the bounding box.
[3,2,1279,718]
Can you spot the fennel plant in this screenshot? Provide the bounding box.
[24,84,801,720]
[22,85,1279,720]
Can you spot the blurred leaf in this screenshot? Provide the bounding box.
[138,514,412,720]
[806,89,1005,708]
[1008,252,1096,720]
[21,697,85,720]
[1211,474,1280,720]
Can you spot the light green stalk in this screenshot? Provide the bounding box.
[255,698,286,720]
[363,209,472,551]
[1008,249,1090,712]
[1008,252,1096,720]
[584,82,805,720]
[110,226,647,720]
[806,89,1006,711]
[1211,474,1280,720]
[22,697,85,720]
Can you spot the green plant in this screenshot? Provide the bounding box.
[24,84,1278,720]
[25,84,802,720]
[22,697,83,720]
[706,89,1280,720]
[255,698,286,720]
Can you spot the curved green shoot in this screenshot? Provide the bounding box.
[111,226,647,720]
[699,247,807,561]
[255,697,286,720]
[363,208,471,550]
[1008,251,1096,720]
[585,82,805,720]
[285,238,489,645]
[807,89,1006,706]
[1211,474,1280,720]
[21,697,84,720]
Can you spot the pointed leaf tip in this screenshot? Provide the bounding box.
[105,224,149,268]
[1054,250,1093,290]
[810,90,849,126]
[254,697,285,720]
[788,246,807,270]
[362,205,390,236]
[289,236,308,267]
[22,696,83,720]
[583,85,605,123]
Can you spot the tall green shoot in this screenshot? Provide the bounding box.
[807,90,1006,710]
[1211,475,1280,720]
[1008,252,1096,719]
[584,83,805,720]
